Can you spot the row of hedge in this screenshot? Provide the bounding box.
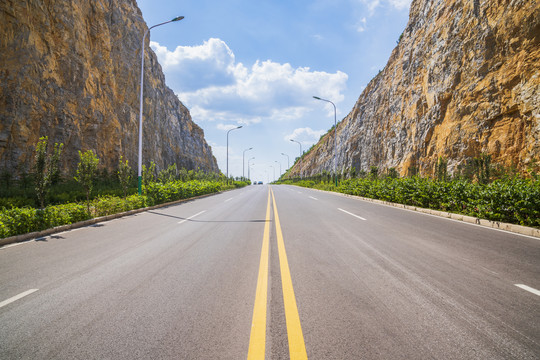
[283,177,540,228]
[0,180,247,239]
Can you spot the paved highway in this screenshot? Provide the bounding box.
[1,185,539,359]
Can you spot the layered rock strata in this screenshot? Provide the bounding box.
[0,0,218,176]
[290,0,539,178]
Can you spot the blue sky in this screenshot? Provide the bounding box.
[136,0,411,182]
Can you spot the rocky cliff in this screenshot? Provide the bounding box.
[290,0,539,178]
[0,0,218,176]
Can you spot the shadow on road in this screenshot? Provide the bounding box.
[35,234,65,242]
[148,210,270,223]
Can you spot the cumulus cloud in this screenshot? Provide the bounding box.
[150,38,348,126]
[151,39,238,91]
[357,0,411,15]
[285,127,326,147]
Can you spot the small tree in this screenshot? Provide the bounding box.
[158,163,178,184]
[474,153,491,184]
[435,157,448,181]
[370,166,379,179]
[178,167,188,182]
[75,150,99,213]
[1,171,12,190]
[118,156,132,198]
[407,165,419,178]
[141,161,156,195]
[34,136,64,208]
[387,167,399,179]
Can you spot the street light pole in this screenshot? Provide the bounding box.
[269,165,275,183]
[290,139,303,179]
[226,126,242,184]
[281,153,289,169]
[275,160,281,178]
[313,96,338,187]
[243,147,253,179]
[138,16,184,195]
[248,157,255,180]
[290,139,302,157]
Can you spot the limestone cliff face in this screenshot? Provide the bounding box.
[291,0,539,178]
[0,0,218,175]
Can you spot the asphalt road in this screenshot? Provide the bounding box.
[1,185,539,359]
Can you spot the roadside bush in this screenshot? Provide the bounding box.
[0,207,38,238]
[94,196,127,217]
[145,180,224,205]
[0,197,36,209]
[287,176,539,228]
[0,178,249,239]
[0,203,91,239]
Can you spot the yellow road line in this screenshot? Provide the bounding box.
[271,187,308,360]
[247,189,272,359]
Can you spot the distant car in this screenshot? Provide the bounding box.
[258,181,263,185]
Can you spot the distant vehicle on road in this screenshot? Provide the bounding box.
[258,181,263,185]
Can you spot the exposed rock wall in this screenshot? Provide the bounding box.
[291,0,539,178]
[0,0,218,176]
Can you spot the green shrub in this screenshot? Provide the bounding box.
[0,177,250,239]
[288,175,539,228]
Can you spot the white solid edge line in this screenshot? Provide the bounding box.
[178,210,206,224]
[1,241,34,249]
[0,289,39,309]
[338,208,367,221]
[309,196,318,200]
[224,197,234,202]
[515,284,540,297]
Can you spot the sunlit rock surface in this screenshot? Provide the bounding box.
[0,0,218,175]
[290,0,539,177]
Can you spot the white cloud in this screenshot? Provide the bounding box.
[216,124,242,131]
[151,39,238,91]
[363,0,381,14]
[356,17,367,32]
[285,127,326,147]
[388,0,412,10]
[357,0,411,15]
[151,38,348,126]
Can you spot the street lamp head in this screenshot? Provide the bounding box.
[236,125,243,129]
[171,16,185,22]
[313,96,321,100]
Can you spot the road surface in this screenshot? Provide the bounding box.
[1,185,539,359]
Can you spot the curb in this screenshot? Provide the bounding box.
[0,190,228,248]
[306,187,540,239]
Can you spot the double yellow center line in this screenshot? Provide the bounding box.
[247,187,307,359]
